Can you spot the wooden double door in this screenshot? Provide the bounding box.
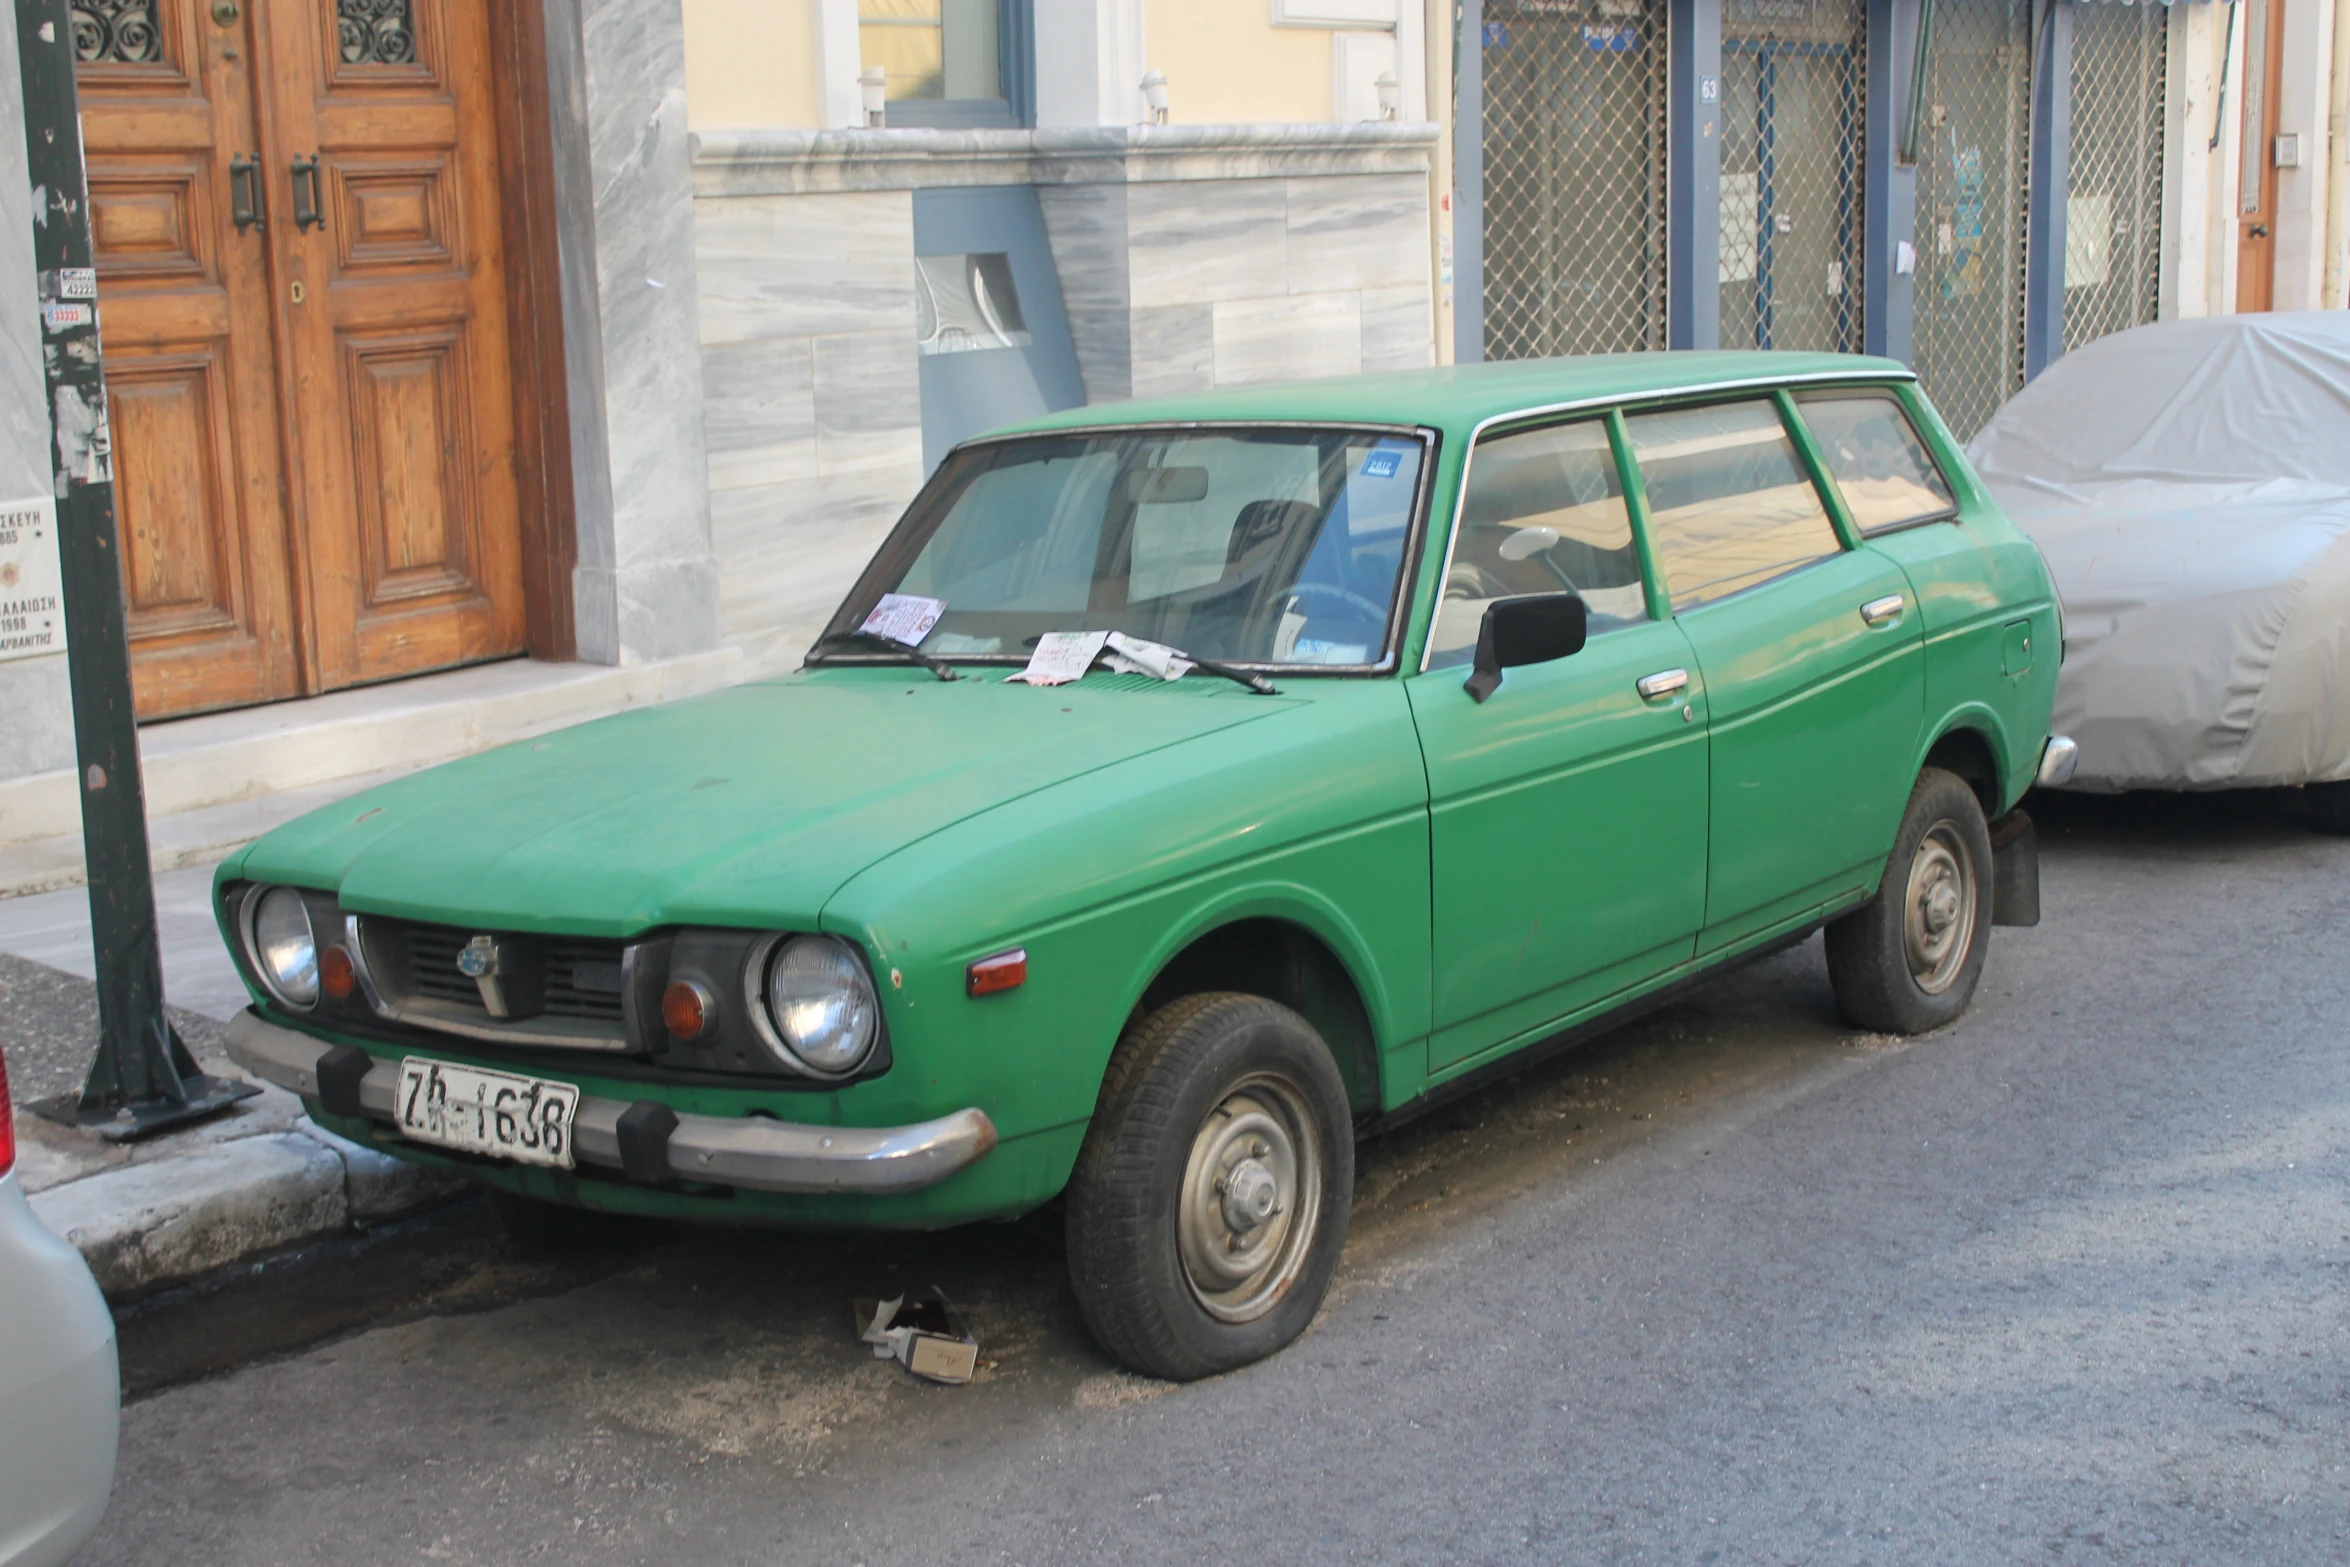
[79,0,528,720]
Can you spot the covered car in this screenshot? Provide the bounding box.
[1967,312,2350,826]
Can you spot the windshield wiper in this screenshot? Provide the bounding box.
[807,630,960,682]
[1158,647,1278,696]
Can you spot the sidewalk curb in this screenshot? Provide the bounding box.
[18,1066,471,1299]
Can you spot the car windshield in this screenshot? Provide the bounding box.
[823,426,1428,669]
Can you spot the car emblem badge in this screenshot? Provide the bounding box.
[456,934,511,1018]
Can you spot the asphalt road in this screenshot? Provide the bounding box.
[78,792,2350,1566]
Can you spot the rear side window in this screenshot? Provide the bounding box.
[1622,399,1842,613]
[1797,391,1956,535]
[1430,418,1647,669]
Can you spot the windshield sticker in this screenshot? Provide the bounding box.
[1360,449,1403,479]
[1294,638,1368,664]
[1102,632,1196,682]
[1008,630,1109,686]
[859,593,946,647]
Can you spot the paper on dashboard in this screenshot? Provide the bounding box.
[1008,630,1108,686]
[858,592,946,647]
[1102,631,1195,681]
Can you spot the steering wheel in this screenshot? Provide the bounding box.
[1284,581,1387,620]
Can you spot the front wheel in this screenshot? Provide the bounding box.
[1825,767,1995,1034]
[1065,993,1354,1381]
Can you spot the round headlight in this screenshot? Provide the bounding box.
[754,935,879,1077]
[247,886,320,1009]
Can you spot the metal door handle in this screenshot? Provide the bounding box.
[229,154,264,232]
[1860,594,1906,627]
[290,154,325,232]
[1637,668,1689,700]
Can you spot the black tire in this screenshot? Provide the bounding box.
[485,1188,648,1255]
[2301,781,2350,836]
[1825,767,1996,1034]
[1065,993,1354,1381]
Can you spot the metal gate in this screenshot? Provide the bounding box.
[1911,0,2034,440]
[1719,0,1868,352]
[1480,0,1671,359]
[2064,1,2167,350]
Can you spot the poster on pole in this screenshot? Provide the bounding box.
[0,496,66,662]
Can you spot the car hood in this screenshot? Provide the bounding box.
[235,670,1293,935]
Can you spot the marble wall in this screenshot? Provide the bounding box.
[548,0,726,667]
[694,191,925,676]
[1040,170,1433,401]
[688,123,1438,679]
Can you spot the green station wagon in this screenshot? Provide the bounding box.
[220,353,2070,1379]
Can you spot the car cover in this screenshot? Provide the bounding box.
[1967,312,2350,792]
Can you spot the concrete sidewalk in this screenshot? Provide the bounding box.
[2,950,467,1299]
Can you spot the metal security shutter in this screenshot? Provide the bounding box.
[2063,1,2167,350]
[1911,0,2033,440]
[1480,0,1671,359]
[1719,0,1868,352]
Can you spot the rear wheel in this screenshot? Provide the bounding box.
[1065,993,1353,1381]
[2301,781,2350,835]
[1825,767,1995,1034]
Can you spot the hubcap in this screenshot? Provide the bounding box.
[1177,1074,1324,1324]
[1903,820,1978,995]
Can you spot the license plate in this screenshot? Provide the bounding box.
[395,1058,580,1170]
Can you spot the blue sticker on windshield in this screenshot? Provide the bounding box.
[1360,449,1402,479]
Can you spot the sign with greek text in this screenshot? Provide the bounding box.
[0,497,66,662]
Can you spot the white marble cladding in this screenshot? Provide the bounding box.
[689,122,1442,198]
[695,191,924,677]
[687,124,1435,679]
[555,0,723,667]
[1042,172,1433,401]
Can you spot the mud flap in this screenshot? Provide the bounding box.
[1989,810,2040,927]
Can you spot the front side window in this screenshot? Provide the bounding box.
[827,426,1427,669]
[1429,418,1647,670]
[1796,390,1958,535]
[1623,399,1843,612]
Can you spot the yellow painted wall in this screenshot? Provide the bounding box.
[1144,0,1336,124]
[684,0,822,130]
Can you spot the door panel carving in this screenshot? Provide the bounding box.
[81,0,300,717]
[76,0,527,718]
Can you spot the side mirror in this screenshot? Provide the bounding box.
[1464,592,1587,703]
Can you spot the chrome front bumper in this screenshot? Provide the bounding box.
[2037,734,2080,789]
[225,1012,997,1197]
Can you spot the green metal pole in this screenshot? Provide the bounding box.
[16,0,251,1138]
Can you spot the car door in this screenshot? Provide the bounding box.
[1619,395,1924,956]
[1406,414,1710,1074]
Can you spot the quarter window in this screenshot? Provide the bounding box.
[1429,418,1647,670]
[1623,400,1843,613]
[1797,391,1957,535]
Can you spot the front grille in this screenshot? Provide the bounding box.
[545,941,627,1021]
[356,917,634,1050]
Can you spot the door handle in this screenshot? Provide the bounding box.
[1637,668,1689,700]
[290,154,325,232]
[1860,594,1906,627]
[2248,223,2271,239]
[229,154,264,232]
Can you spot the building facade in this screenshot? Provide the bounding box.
[0,0,2340,888]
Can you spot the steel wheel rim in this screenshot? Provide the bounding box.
[1904,820,1977,995]
[1177,1072,1324,1324]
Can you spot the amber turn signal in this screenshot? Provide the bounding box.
[319,944,357,1001]
[663,979,717,1040]
[965,948,1027,998]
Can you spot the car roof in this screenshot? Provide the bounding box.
[985,351,1914,444]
